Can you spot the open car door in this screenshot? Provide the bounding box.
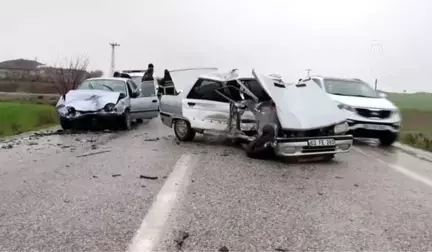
[129,79,159,119]
[181,72,232,131]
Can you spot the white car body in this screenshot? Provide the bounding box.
[159,68,353,158]
[311,76,401,145]
[56,77,159,129]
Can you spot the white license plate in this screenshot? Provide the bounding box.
[363,124,387,130]
[308,139,336,147]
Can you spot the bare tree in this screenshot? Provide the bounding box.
[89,70,104,78]
[52,56,90,95]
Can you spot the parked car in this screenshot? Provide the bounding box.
[55,77,159,130]
[159,68,353,159]
[310,76,401,146]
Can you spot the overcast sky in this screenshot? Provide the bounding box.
[1,0,430,92]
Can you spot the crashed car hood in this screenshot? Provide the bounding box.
[60,89,122,111]
[252,69,347,130]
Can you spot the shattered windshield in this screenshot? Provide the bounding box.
[78,79,127,93]
[324,79,380,98]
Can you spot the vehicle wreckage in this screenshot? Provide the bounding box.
[56,76,159,130]
[159,68,354,159]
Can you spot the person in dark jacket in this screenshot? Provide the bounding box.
[142,63,154,81]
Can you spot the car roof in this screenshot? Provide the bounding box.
[198,69,254,82]
[85,77,129,82]
[311,76,363,82]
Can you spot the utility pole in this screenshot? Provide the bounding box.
[109,42,120,76]
[370,41,383,90]
[306,69,312,78]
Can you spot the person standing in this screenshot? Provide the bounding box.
[142,63,154,81]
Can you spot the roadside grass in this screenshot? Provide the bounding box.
[0,102,58,138]
[0,93,58,106]
[388,92,432,152]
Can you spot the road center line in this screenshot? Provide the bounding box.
[353,146,432,188]
[127,154,196,252]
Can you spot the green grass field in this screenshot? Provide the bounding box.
[0,102,58,137]
[387,92,432,151]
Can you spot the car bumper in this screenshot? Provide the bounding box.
[347,120,400,137]
[59,113,122,127]
[273,135,353,157]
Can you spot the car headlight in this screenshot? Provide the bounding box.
[337,102,355,112]
[334,122,349,134]
[66,106,76,114]
[392,109,401,118]
[104,103,116,112]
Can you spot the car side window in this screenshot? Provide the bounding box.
[141,82,156,97]
[187,79,227,102]
[312,79,322,88]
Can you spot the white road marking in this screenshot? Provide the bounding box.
[353,146,432,188]
[127,154,196,252]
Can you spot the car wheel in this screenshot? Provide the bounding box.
[174,119,195,141]
[60,118,71,130]
[379,132,398,146]
[120,110,132,130]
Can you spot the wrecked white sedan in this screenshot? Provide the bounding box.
[159,68,353,159]
[56,77,159,130]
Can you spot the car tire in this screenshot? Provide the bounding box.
[174,119,195,141]
[379,132,398,146]
[60,118,71,130]
[120,110,132,130]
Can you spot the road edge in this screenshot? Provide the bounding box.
[394,142,432,163]
[0,125,60,142]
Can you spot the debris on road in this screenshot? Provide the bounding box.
[174,230,189,250]
[219,246,229,252]
[76,150,111,158]
[92,175,98,179]
[32,129,66,137]
[112,174,121,177]
[28,142,38,146]
[354,184,359,187]
[317,192,324,196]
[1,144,13,149]
[91,144,98,150]
[220,150,230,156]
[139,175,158,180]
[335,176,343,179]
[275,247,289,252]
[144,137,160,142]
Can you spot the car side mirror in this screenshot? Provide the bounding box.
[379,92,387,98]
[119,93,127,99]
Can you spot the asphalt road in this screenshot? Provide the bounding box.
[1,119,431,251]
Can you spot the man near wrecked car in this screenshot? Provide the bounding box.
[142,63,154,81]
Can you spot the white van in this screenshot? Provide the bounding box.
[310,76,401,146]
